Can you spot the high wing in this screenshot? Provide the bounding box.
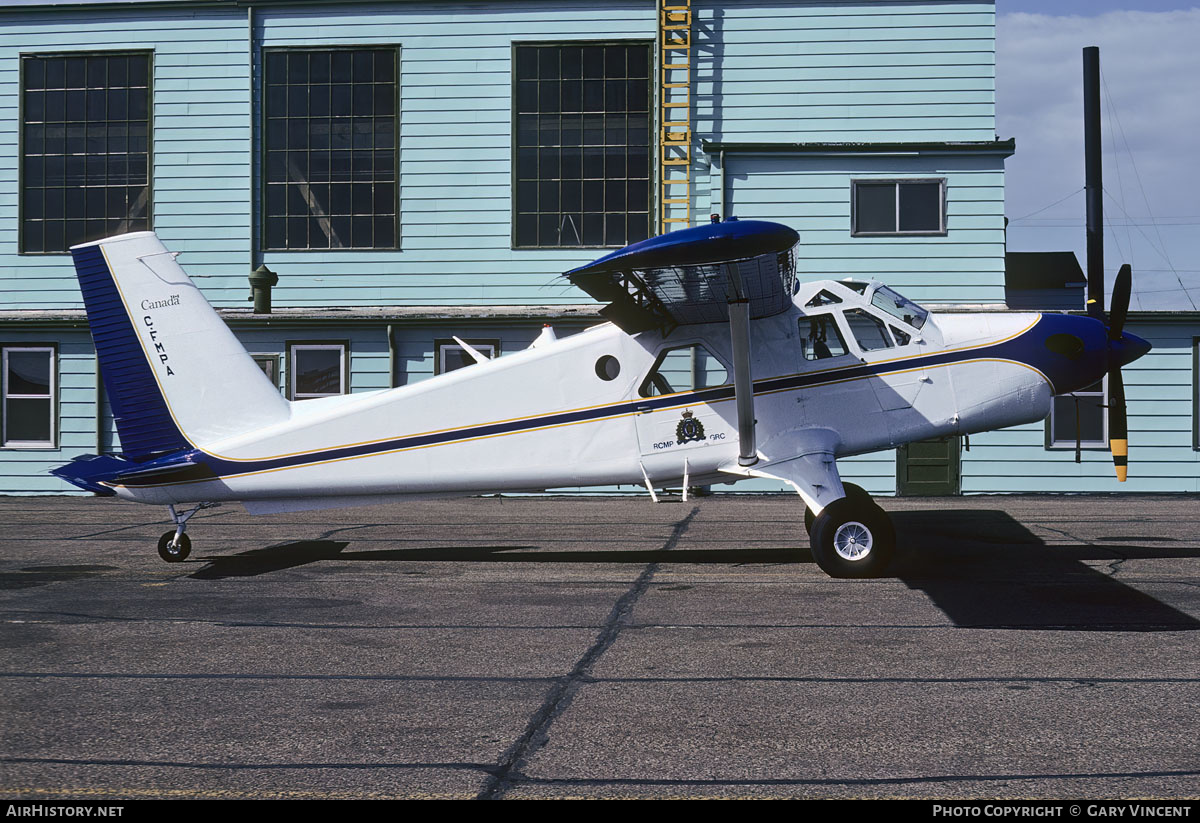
[566,218,800,469]
[564,218,799,333]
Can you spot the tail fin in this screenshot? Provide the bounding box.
[71,232,290,460]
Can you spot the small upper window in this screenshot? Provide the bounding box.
[852,179,945,236]
[800,315,849,361]
[844,309,894,352]
[640,344,727,397]
[3,347,55,447]
[436,339,498,374]
[289,343,347,400]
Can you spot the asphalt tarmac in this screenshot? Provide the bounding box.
[0,493,1198,800]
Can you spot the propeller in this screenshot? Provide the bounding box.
[1106,264,1132,481]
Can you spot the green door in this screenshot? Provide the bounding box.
[897,436,961,496]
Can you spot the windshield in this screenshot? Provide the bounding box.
[870,285,928,330]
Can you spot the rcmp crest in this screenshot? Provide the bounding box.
[676,410,705,444]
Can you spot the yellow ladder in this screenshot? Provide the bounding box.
[659,0,692,234]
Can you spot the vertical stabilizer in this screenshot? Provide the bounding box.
[71,232,290,459]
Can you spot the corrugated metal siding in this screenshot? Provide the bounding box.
[0,5,252,310]
[962,320,1200,493]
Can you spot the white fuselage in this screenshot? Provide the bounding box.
[110,280,1054,510]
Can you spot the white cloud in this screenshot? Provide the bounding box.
[997,10,1200,307]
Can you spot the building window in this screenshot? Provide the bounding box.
[2,347,55,447]
[288,343,347,400]
[513,42,651,248]
[1047,379,1107,449]
[21,53,151,254]
[435,339,499,374]
[252,354,282,393]
[852,179,946,236]
[264,48,398,250]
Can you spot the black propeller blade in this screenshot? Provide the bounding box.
[1106,263,1133,480]
[1109,263,1131,340]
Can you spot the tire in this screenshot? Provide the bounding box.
[803,482,872,535]
[808,497,895,579]
[157,531,191,563]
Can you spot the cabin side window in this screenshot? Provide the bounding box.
[639,344,728,397]
[799,315,849,361]
[844,309,895,352]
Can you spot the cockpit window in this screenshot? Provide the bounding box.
[870,285,928,330]
[844,309,894,351]
[639,344,728,397]
[805,289,843,308]
[842,280,870,294]
[800,315,849,361]
[889,325,911,346]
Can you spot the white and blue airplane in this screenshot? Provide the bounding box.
[52,219,1150,577]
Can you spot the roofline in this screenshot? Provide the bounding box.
[702,139,1017,158]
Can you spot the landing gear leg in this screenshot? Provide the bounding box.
[157,502,219,563]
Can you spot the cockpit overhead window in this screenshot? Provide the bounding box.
[844,309,894,352]
[842,280,870,294]
[800,315,849,361]
[870,285,929,330]
[804,289,843,308]
[639,343,728,397]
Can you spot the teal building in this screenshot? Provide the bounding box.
[0,0,1193,495]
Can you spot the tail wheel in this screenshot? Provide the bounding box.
[157,531,191,563]
[803,482,872,535]
[809,497,895,578]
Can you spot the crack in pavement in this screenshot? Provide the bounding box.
[476,506,700,800]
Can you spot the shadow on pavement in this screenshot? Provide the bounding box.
[186,509,1200,631]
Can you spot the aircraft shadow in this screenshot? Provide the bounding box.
[185,509,1200,631]
[889,509,1200,632]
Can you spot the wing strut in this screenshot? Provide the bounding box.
[726,263,757,467]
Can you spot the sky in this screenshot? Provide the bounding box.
[995,1,1200,310]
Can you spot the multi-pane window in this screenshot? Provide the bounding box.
[21,53,151,253]
[289,343,347,400]
[2,347,55,447]
[264,49,397,250]
[1048,379,1107,449]
[514,42,651,248]
[852,179,946,236]
[435,339,499,374]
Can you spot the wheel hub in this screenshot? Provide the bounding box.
[833,521,873,561]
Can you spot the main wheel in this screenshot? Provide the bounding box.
[157,531,191,563]
[808,497,895,578]
[803,482,872,535]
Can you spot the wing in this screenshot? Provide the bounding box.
[564,219,800,333]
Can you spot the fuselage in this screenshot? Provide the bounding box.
[103,277,1135,510]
